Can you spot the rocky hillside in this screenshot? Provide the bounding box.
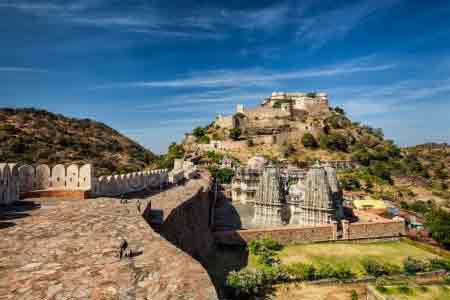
[0,108,156,176]
[183,105,450,207]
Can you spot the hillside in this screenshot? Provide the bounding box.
[181,93,450,207]
[0,108,157,176]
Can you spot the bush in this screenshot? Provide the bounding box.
[375,277,388,292]
[319,133,348,152]
[229,128,242,140]
[429,258,450,271]
[282,263,316,281]
[248,239,282,256]
[403,257,430,275]
[397,285,411,294]
[226,268,265,296]
[425,208,450,248]
[351,290,358,300]
[208,167,234,184]
[302,133,318,148]
[192,126,206,138]
[369,161,392,183]
[333,264,354,280]
[362,258,400,277]
[334,106,345,115]
[197,135,210,144]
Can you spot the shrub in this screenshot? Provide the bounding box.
[192,126,206,138]
[226,268,265,296]
[282,263,316,281]
[351,290,358,300]
[333,264,354,280]
[319,132,348,152]
[229,128,242,140]
[425,208,450,248]
[429,258,450,271]
[334,106,345,115]
[375,277,388,292]
[403,257,430,275]
[315,263,335,279]
[444,274,450,284]
[208,167,234,184]
[302,133,318,148]
[362,258,400,277]
[197,135,210,144]
[397,285,411,294]
[248,238,283,256]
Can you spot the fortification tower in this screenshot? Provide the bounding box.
[253,166,284,225]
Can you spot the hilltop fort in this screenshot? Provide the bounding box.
[183,91,342,163]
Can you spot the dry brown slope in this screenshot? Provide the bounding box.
[0,108,156,176]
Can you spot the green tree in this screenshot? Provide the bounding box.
[229,128,242,140]
[302,133,318,148]
[425,208,450,248]
[334,106,345,115]
[197,135,210,144]
[192,126,206,138]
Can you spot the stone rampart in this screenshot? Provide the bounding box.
[91,169,168,197]
[0,177,218,300]
[215,224,336,245]
[0,163,20,205]
[17,163,93,193]
[342,218,405,240]
[1,162,169,202]
[215,218,405,245]
[149,174,216,264]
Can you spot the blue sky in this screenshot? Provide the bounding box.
[1,0,450,154]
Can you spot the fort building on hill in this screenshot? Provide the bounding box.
[184,92,333,154]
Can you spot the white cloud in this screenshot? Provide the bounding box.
[93,56,394,90]
[296,0,400,48]
[0,66,48,73]
[337,78,450,117]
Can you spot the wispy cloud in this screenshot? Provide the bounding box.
[0,66,48,73]
[296,0,400,48]
[336,78,450,117]
[93,56,395,89]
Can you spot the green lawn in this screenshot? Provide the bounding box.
[248,241,442,277]
[372,284,450,300]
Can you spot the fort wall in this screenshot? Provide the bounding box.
[215,218,405,245]
[0,163,20,205]
[0,162,169,203]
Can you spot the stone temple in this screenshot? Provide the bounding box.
[251,163,343,227]
[253,167,284,226]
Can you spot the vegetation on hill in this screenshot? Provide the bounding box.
[0,108,157,176]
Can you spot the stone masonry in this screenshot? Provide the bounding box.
[0,178,218,300]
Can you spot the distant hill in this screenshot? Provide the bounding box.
[0,108,157,176]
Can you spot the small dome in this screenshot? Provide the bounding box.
[247,156,267,169]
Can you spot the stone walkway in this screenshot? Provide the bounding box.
[0,179,217,300]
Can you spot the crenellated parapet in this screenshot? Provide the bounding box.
[17,163,93,193]
[0,163,20,205]
[0,162,169,203]
[91,169,168,197]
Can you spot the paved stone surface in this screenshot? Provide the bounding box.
[0,179,218,300]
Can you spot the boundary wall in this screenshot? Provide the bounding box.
[215,218,405,245]
[0,162,169,202]
[0,163,20,205]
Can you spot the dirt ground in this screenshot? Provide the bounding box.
[269,282,367,300]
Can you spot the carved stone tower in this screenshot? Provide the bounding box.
[253,166,284,226]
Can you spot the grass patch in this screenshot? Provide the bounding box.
[251,241,442,277]
[374,284,450,300]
